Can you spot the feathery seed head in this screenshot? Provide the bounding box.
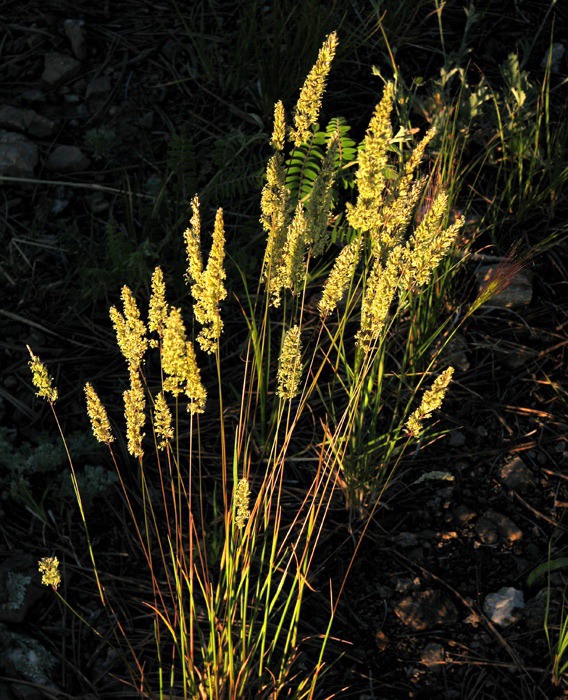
[271,100,286,151]
[184,195,204,285]
[193,207,227,353]
[290,32,338,147]
[38,556,61,590]
[148,266,169,339]
[110,286,148,372]
[153,391,174,450]
[405,367,454,437]
[319,239,361,317]
[85,382,114,443]
[277,325,303,400]
[124,371,146,458]
[161,308,207,413]
[27,346,58,403]
[346,82,395,233]
[271,202,308,306]
[356,245,404,353]
[306,131,339,257]
[234,478,251,529]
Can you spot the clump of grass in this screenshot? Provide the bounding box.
[29,31,497,698]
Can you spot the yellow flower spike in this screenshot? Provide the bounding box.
[277,325,303,400]
[402,192,464,290]
[153,391,174,450]
[193,208,227,354]
[272,202,308,306]
[182,340,207,415]
[356,246,404,353]
[27,346,58,403]
[346,82,395,234]
[261,152,290,292]
[85,382,114,444]
[124,371,146,458]
[319,239,361,317]
[148,266,169,340]
[161,308,207,413]
[270,100,286,152]
[234,478,251,529]
[109,286,148,373]
[290,31,339,147]
[306,131,339,257]
[405,367,454,438]
[184,195,204,287]
[38,556,61,590]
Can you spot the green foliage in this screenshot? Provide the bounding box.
[0,427,117,518]
[84,126,119,161]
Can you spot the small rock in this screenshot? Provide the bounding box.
[0,131,38,177]
[524,589,550,631]
[64,19,87,60]
[449,430,467,447]
[0,106,55,138]
[475,516,499,545]
[394,576,419,593]
[392,532,419,548]
[420,642,445,669]
[499,455,535,493]
[42,52,81,87]
[483,587,524,627]
[395,590,458,631]
[484,509,523,544]
[476,264,533,309]
[454,504,477,525]
[20,89,45,104]
[45,145,90,173]
[86,75,111,99]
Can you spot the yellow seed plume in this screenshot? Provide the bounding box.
[306,131,339,257]
[38,556,61,590]
[290,31,338,147]
[398,128,436,199]
[27,346,58,403]
[356,245,404,353]
[191,208,227,353]
[161,307,188,397]
[153,391,174,450]
[161,308,207,413]
[405,367,454,437]
[234,478,251,529]
[319,239,361,317]
[261,153,290,290]
[85,382,114,443]
[277,325,303,400]
[271,202,308,306]
[271,100,286,151]
[372,176,426,255]
[148,266,169,340]
[346,82,394,233]
[184,196,204,288]
[402,192,463,290]
[124,371,146,458]
[109,286,148,373]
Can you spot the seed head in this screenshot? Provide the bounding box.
[85,382,114,443]
[124,371,146,458]
[405,367,454,437]
[277,325,303,400]
[290,32,338,147]
[27,346,58,403]
[38,556,61,590]
[234,478,251,529]
[148,266,169,340]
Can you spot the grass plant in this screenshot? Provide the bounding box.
[25,24,560,698]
